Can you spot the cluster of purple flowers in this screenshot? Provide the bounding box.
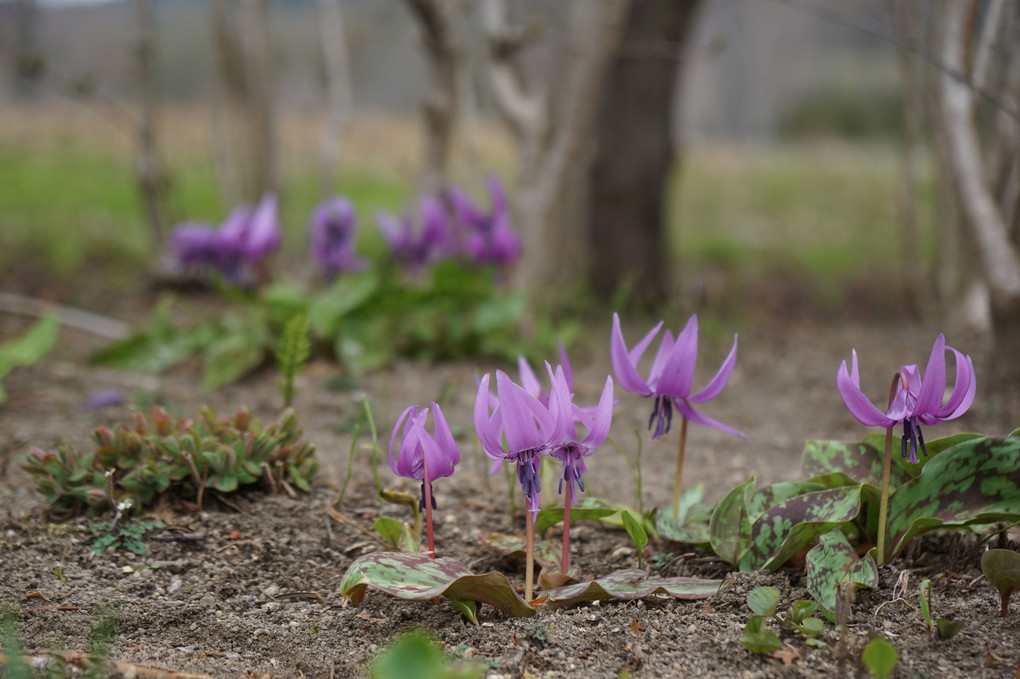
[172,175,521,285]
[170,194,281,286]
[376,175,521,269]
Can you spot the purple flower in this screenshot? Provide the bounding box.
[546,363,613,502]
[170,222,219,268]
[517,342,573,407]
[308,197,365,278]
[449,175,520,266]
[376,195,454,267]
[474,371,556,514]
[242,193,282,261]
[837,334,976,464]
[82,389,126,410]
[611,312,744,440]
[389,402,460,511]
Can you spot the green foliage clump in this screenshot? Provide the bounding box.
[22,405,317,517]
[0,314,58,404]
[370,631,484,679]
[88,519,163,555]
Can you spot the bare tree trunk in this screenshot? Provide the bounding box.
[939,0,1020,305]
[133,0,167,247]
[315,0,355,196]
[587,0,701,308]
[241,0,278,197]
[11,0,41,97]
[893,0,932,317]
[209,0,245,206]
[401,0,459,194]
[484,0,631,296]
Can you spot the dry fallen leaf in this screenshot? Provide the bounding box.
[630,620,646,635]
[772,643,801,667]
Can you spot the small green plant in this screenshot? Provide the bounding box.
[22,405,317,516]
[275,313,311,409]
[860,635,898,679]
[1,604,31,679]
[369,630,484,679]
[741,587,824,655]
[0,314,58,405]
[917,578,964,639]
[621,510,648,569]
[88,519,163,555]
[980,549,1020,618]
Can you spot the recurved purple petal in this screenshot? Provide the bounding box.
[389,405,418,477]
[545,363,575,443]
[647,329,675,391]
[673,399,746,439]
[487,174,508,215]
[517,355,544,400]
[656,316,699,398]
[495,371,555,454]
[580,376,614,449]
[428,402,460,473]
[610,313,653,395]
[837,354,896,428]
[474,374,505,459]
[935,348,976,420]
[690,334,738,404]
[914,334,947,417]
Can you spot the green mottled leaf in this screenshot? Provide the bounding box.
[622,511,648,568]
[802,440,910,490]
[709,476,755,567]
[885,437,1020,561]
[981,549,1020,617]
[739,615,781,654]
[805,530,877,615]
[861,636,898,679]
[742,486,863,571]
[339,551,536,618]
[747,586,780,616]
[544,569,721,610]
[746,481,825,522]
[534,500,617,535]
[478,534,576,579]
[864,431,984,478]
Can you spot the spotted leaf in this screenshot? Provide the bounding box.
[339,551,536,619]
[805,530,877,615]
[544,569,722,610]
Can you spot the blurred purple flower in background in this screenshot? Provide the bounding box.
[82,388,126,410]
[837,334,976,463]
[169,193,281,285]
[376,195,454,267]
[308,197,365,279]
[448,175,520,267]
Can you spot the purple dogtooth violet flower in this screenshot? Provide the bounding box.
[448,175,521,266]
[545,363,614,502]
[241,193,282,261]
[308,196,365,278]
[389,402,460,512]
[376,195,454,267]
[474,371,557,514]
[837,334,976,464]
[610,312,745,440]
[170,222,219,268]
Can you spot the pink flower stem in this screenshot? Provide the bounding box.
[672,416,689,522]
[525,509,535,602]
[877,371,907,565]
[561,481,572,574]
[423,460,435,559]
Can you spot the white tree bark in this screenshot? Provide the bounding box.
[939,0,1020,306]
[316,0,355,196]
[483,0,631,293]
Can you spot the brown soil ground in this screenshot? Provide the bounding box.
[2,294,1019,678]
